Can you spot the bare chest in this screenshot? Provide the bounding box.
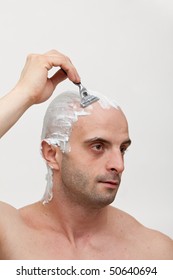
[2,227,148,260]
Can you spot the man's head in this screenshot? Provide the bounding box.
[41,91,131,207]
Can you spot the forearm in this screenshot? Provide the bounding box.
[0,87,33,138]
[0,50,80,138]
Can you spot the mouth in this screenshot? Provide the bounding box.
[98,180,120,189]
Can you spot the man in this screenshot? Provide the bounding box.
[0,50,172,260]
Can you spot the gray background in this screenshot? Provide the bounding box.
[0,0,173,238]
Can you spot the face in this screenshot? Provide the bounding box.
[58,104,131,209]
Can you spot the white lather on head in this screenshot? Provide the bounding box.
[41,90,120,204]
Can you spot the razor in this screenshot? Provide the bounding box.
[73,82,99,108]
[61,68,99,108]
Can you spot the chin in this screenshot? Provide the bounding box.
[92,195,116,209]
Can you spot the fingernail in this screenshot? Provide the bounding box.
[76,75,81,83]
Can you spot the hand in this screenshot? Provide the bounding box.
[15,49,80,105]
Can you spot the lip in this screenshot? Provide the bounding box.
[99,180,119,189]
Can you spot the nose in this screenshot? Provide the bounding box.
[106,150,124,174]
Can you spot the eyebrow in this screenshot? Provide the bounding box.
[84,137,132,146]
[121,139,132,146]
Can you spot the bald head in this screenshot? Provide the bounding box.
[41,90,126,152]
[41,90,129,204]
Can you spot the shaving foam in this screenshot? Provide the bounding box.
[41,91,90,203]
[41,90,120,204]
[88,90,120,110]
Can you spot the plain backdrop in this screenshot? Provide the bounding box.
[0,0,173,239]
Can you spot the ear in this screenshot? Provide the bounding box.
[41,140,62,170]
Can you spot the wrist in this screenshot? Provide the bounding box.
[12,84,36,108]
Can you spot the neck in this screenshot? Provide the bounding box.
[41,189,109,245]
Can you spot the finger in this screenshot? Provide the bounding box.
[50,57,80,83]
[50,68,67,88]
[43,49,62,56]
[44,51,80,83]
[61,61,80,83]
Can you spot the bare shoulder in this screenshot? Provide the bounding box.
[0,201,19,242]
[0,201,19,219]
[0,201,35,234]
[0,201,21,229]
[109,206,173,259]
[0,200,44,232]
[142,226,173,259]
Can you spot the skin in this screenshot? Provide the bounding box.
[0,50,173,260]
[0,50,80,138]
[56,105,128,209]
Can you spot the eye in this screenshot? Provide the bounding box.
[91,143,104,152]
[120,146,128,155]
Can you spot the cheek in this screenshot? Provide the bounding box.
[61,157,75,188]
[61,156,90,189]
[63,150,87,169]
[61,150,104,181]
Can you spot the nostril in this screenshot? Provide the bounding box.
[110,166,123,174]
[110,168,116,172]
